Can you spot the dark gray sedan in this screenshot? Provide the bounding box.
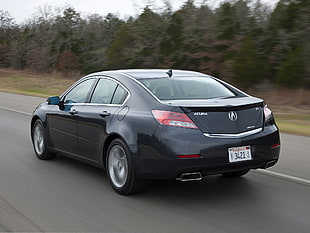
[31,69,280,194]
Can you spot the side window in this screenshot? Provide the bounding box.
[90,78,118,104]
[63,79,96,104]
[111,85,128,104]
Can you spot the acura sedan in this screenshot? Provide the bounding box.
[31,69,280,194]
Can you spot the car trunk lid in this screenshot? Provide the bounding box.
[165,97,264,134]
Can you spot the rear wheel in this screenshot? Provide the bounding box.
[106,138,144,195]
[31,119,56,160]
[222,169,249,178]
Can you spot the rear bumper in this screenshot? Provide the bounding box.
[133,124,280,180]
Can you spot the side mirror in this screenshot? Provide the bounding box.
[47,96,60,105]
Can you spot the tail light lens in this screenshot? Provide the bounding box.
[264,105,274,125]
[271,143,280,149]
[152,110,198,129]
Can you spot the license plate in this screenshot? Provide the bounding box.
[228,146,252,163]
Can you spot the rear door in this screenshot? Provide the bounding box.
[76,77,129,162]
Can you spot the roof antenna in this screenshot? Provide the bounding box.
[166,69,173,78]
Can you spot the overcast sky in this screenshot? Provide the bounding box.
[1,0,278,23]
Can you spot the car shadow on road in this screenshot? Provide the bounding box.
[141,176,257,203]
[50,154,258,205]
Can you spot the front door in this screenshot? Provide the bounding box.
[47,78,96,156]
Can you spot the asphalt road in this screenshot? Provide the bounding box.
[0,92,309,232]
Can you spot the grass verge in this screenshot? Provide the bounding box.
[276,121,310,137]
[274,114,310,137]
[0,68,76,97]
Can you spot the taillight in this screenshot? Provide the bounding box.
[152,110,198,129]
[264,105,274,124]
[271,143,280,149]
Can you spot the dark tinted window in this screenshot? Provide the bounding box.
[111,85,128,104]
[139,77,235,100]
[90,78,118,104]
[63,79,96,103]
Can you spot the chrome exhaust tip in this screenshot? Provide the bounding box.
[176,172,203,182]
[265,159,277,169]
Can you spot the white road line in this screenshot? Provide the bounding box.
[255,169,310,185]
[0,106,32,116]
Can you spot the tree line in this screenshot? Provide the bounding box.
[0,0,309,88]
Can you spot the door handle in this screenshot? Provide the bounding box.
[69,109,78,115]
[99,111,111,117]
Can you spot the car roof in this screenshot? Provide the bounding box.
[89,69,210,80]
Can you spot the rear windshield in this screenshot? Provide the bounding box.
[139,77,235,100]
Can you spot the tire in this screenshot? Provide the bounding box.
[106,138,144,195]
[222,169,249,178]
[31,119,56,160]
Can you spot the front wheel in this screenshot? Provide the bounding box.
[31,119,56,160]
[106,138,144,195]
